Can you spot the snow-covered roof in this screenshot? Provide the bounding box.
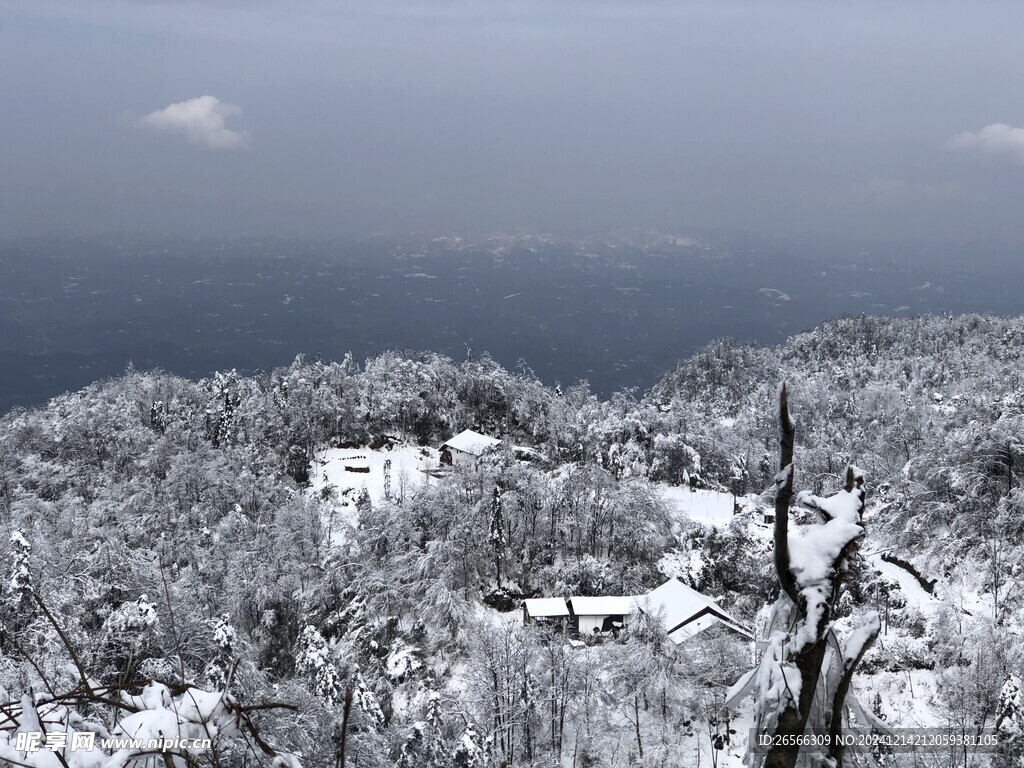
[668,613,752,643]
[641,578,752,641]
[642,578,722,629]
[567,596,638,617]
[441,429,502,456]
[523,598,570,618]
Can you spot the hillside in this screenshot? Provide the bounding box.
[1,314,1022,767]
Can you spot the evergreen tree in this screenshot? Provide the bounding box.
[995,674,1024,768]
[7,530,32,609]
[3,530,34,636]
[296,625,344,706]
[452,722,485,768]
[207,613,237,691]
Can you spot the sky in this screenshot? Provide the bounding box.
[3,0,1024,243]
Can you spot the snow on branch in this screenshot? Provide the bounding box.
[787,468,867,651]
[795,465,865,523]
[841,612,881,672]
[0,593,302,768]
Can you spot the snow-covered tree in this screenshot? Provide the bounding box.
[206,369,242,448]
[452,722,485,768]
[995,674,1024,768]
[350,664,386,730]
[7,530,33,612]
[398,721,427,768]
[296,624,344,706]
[98,595,160,681]
[206,613,237,691]
[743,385,880,768]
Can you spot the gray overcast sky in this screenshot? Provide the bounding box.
[3,0,1024,243]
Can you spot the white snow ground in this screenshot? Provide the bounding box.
[309,444,439,543]
[311,444,438,504]
[658,484,737,527]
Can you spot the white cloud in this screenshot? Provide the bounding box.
[140,95,249,150]
[951,123,1024,163]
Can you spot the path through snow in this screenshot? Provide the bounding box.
[867,552,940,616]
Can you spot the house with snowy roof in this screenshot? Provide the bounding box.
[522,598,571,630]
[439,429,502,466]
[567,595,640,637]
[638,577,753,643]
[524,578,752,643]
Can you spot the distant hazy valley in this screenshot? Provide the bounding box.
[2,232,1023,412]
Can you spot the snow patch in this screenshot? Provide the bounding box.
[658,484,735,528]
[310,444,437,508]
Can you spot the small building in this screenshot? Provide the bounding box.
[439,429,502,466]
[523,579,752,645]
[522,598,570,631]
[567,595,639,637]
[640,578,753,643]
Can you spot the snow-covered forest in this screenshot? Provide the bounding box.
[2,313,1024,767]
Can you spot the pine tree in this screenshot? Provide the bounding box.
[287,443,311,484]
[206,369,241,448]
[296,625,344,706]
[995,674,1024,768]
[149,399,167,433]
[869,692,894,766]
[452,722,484,767]
[3,530,34,635]
[7,530,32,609]
[98,595,160,680]
[207,614,237,691]
[426,688,448,767]
[398,722,426,768]
[351,664,386,729]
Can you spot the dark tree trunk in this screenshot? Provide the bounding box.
[760,387,878,768]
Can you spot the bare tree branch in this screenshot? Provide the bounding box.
[35,592,101,701]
